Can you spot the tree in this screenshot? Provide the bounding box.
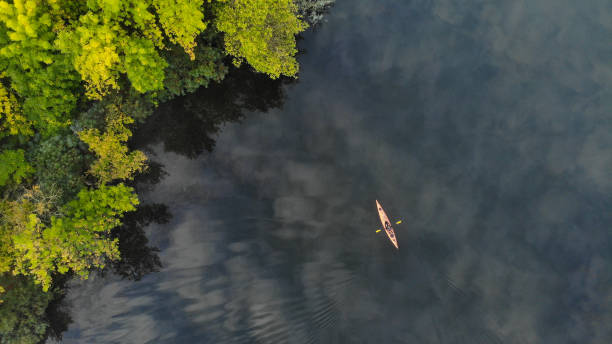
[55,12,168,99]
[55,0,212,99]
[0,149,33,187]
[31,132,89,203]
[152,0,208,60]
[4,184,138,291]
[0,274,53,344]
[78,104,147,185]
[159,34,228,101]
[0,0,81,133]
[215,0,307,78]
[0,83,32,138]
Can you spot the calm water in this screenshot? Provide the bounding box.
[61,0,612,343]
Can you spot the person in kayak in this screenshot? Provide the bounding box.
[384,222,396,237]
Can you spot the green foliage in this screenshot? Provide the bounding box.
[75,91,156,129]
[0,201,15,275]
[160,37,227,101]
[0,186,61,277]
[112,91,157,123]
[0,84,32,138]
[55,0,214,99]
[78,105,147,185]
[55,11,168,99]
[0,149,33,187]
[31,132,88,201]
[7,184,138,290]
[153,0,208,60]
[215,0,307,78]
[0,0,81,133]
[0,274,52,344]
[123,37,168,94]
[54,12,124,99]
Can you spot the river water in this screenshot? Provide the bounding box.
[61,0,612,343]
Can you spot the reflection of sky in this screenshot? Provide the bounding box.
[62,0,612,343]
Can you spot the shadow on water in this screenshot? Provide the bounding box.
[43,274,72,343]
[132,65,295,158]
[108,203,171,281]
[98,63,295,284]
[112,62,295,284]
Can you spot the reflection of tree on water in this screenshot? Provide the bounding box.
[113,64,293,280]
[117,63,293,280]
[114,63,293,279]
[132,65,294,158]
[109,203,170,281]
[43,274,72,343]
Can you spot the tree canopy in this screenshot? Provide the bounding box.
[215,0,307,78]
[2,184,138,291]
[78,104,147,185]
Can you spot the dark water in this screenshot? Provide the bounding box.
[60,0,612,343]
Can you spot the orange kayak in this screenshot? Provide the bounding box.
[376,200,399,249]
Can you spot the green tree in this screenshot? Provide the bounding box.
[215,0,307,79]
[0,83,32,138]
[31,132,88,202]
[0,0,81,133]
[55,0,213,99]
[0,186,60,289]
[4,184,138,291]
[0,201,15,276]
[78,104,147,185]
[55,12,169,99]
[0,149,33,187]
[153,0,208,60]
[0,274,52,344]
[160,35,228,100]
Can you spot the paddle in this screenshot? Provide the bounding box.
[375,220,402,232]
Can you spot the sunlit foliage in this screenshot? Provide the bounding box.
[123,37,168,94]
[55,13,124,99]
[3,184,138,291]
[0,0,80,132]
[215,0,307,78]
[0,0,78,130]
[0,84,32,137]
[56,0,213,99]
[55,12,169,99]
[78,105,147,185]
[153,0,208,60]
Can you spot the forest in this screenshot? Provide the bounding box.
[0,0,332,341]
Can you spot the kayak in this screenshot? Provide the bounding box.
[376,200,399,249]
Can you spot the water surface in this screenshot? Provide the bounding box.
[62,0,612,343]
